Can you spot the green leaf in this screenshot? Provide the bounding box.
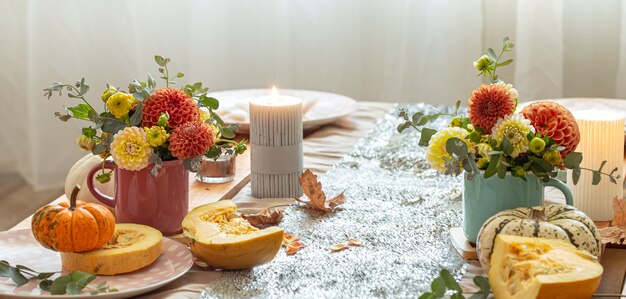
[204,146,222,159]
[431,276,446,297]
[199,96,219,110]
[54,112,72,122]
[0,261,11,277]
[454,100,461,115]
[419,292,436,299]
[529,156,553,173]
[487,48,498,62]
[66,281,81,295]
[412,112,424,125]
[129,104,142,126]
[50,274,72,295]
[39,279,53,291]
[563,152,583,169]
[37,272,55,280]
[497,162,507,179]
[496,59,513,67]
[419,128,438,147]
[485,153,502,178]
[440,269,462,293]
[467,131,481,143]
[501,137,513,156]
[597,160,607,172]
[78,78,89,95]
[221,127,235,139]
[154,55,166,67]
[572,167,581,185]
[451,294,465,299]
[592,171,601,185]
[473,276,490,296]
[66,104,94,120]
[446,137,469,158]
[175,72,184,78]
[101,119,128,134]
[397,122,411,133]
[9,267,28,286]
[81,127,97,138]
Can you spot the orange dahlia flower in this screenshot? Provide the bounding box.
[520,101,580,157]
[467,84,516,132]
[142,88,200,129]
[169,121,216,160]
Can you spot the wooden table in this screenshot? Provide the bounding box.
[7,103,626,298]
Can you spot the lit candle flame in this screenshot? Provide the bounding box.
[271,86,278,97]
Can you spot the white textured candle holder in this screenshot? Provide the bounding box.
[567,109,624,221]
[250,95,303,198]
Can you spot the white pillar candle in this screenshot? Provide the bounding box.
[250,87,303,198]
[567,109,624,220]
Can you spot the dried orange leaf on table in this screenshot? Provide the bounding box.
[294,169,346,212]
[330,243,350,252]
[612,197,626,227]
[282,233,305,255]
[599,226,626,245]
[347,237,362,246]
[241,207,284,228]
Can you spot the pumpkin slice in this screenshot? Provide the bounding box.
[60,223,163,275]
[489,235,603,299]
[182,200,284,270]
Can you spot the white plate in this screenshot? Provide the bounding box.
[0,229,193,299]
[208,89,358,132]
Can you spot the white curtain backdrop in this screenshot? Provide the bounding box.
[0,0,625,189]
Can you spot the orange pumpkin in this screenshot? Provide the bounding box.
[31,186,116,252]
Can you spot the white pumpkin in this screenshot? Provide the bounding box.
[477,204,601,270]
[64,154,115,211]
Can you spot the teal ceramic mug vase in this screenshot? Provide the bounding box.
[463,172,573,244]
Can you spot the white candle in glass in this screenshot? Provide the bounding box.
[250,87,303,198]
[567,109,624,221]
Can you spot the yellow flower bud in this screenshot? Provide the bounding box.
[449,117,463,128]
[106,93,133,118]
[512,166,526,178]
[473,55,492,71]
[543,150,563,166]
[476,157,489,169]
[144,126,170,147]
[101,86,117,102]
[76,135,96,152]
[476,143,493,159]
[529,137,546,154]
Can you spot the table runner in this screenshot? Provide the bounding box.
[197,103,465,298]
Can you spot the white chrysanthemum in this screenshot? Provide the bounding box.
[491,114,534,158]
[494,81,519,101]
[426,127,475,173]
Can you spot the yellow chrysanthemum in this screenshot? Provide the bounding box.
[110,127,153,171]
[144,126,170,147]
[491,114,534,158]
[199,108,211,123]
[426,127,475,173]
[107,93,134,118]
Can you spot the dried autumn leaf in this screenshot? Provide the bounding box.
[294,169,346,212]
[330,243,350,252]
[241,207,284,228]
[599,226,626,245]
[282,233,305,255]
[347,237,362,246]
[612,197,626,227]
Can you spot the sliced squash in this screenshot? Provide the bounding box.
[489,235,603,299]
[60,223,163,275]
[182,200,284,270]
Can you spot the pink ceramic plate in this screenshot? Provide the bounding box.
[0,229,193,299]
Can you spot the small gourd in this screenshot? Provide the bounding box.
[31,186,116,252]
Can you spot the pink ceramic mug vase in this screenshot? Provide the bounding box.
[86,160,189,235]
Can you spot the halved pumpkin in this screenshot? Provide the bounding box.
[489,235,603,299]
[182,200,284,270]
[60,223,163,275]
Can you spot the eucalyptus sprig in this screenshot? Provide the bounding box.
[419,269,490,299]
[0,260,117,295]
[474,37,514,83]
[397,100,462,146]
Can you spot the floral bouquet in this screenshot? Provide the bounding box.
[398,37,620,185]
[44,55,247,183]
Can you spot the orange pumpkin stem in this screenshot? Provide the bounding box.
[70,185,80,211]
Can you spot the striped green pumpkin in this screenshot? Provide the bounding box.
[477,204,601,269]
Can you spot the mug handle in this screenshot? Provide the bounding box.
[543,177,573,206]
[86,161,116,208]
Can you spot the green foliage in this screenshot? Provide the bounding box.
[0,260,116,295]
[474,37,515,83]
[419,269,490,299]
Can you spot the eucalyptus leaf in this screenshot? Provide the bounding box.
[101,119,128,134]
[563,152,583,169]
[199,96,219,110]
[431,277,445,297]
[440,269,462,293]
[221,127,235,139]
[9,267,28,286]
[39,279,53,291]
[450,294,465,299]
[418,292,436,299]
[419,128,438,147]
[412,112,424,125]
[487,48,497,61]
[66,281,81,295]
[397,122,411,133]
[497,162,507,179]
[129,104,143,126]
[154,55,166,67]
[445,137,469,158]
[37,272,55,280]
[598,160,607,172]
[592,171,601,185]
[496,59,513,67]
[454,100,461,115]
[572,167,581,185]
[484,153,501,178]
[501,137,513,156]
[50,274,72,295]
